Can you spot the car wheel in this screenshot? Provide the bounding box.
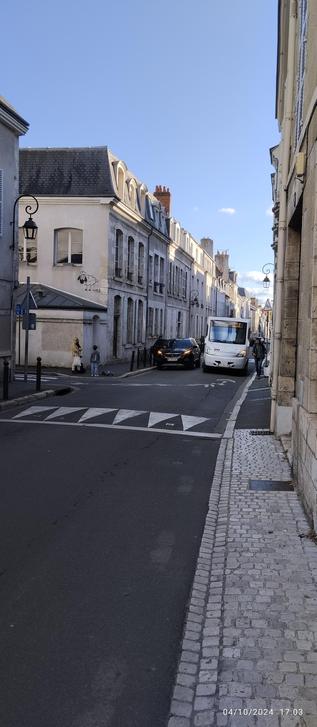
[195,357,201,368]
[241,361,249,376]
[203,363,210,373]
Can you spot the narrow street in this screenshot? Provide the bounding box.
[0,366,252,727]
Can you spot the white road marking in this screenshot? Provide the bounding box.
[13,406,57,419]
[148,412,178,427]
[181,415,209,431]
[0,418,221,439]
[45,407,85,420]
[112,408,147,424]
[78,408,117,423]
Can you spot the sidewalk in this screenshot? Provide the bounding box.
[168,375,317,727]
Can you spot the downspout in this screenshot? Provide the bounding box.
[270,0,297,432]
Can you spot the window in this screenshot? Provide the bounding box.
[168,262,172,293]
[118,166,125,198]
[154,254,159,291]
[148,307,154,335]
[138,242,144,284]
[159,258,165,288]
[183,271,187,298]
[295,0,308,144]
[137,300,143,341]
[18,227,38,264]
[154,308,159,335]
[129,181,136,209]
[127,298,134,343]
[0,170,3,236]
[54,228,83,265]
[127,236,134,281]
[149,255,153,284]
[115,229,123,277]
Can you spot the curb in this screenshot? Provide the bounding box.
[119,366,156,379]
[0,386,73,412]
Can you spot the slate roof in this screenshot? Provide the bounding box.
[19,147,117,197]
[16,283,107,311]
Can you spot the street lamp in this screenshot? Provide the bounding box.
[262,262,274,289]
[11,194,39,250]
[10,195,39,382]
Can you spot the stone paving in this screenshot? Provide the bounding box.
[168,429,317,727]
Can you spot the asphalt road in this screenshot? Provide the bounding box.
[0,364,253,727]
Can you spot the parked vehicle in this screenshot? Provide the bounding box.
[154,338,201,369]
[203,317,250,374]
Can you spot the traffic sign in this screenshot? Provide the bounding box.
[16,304,26,316]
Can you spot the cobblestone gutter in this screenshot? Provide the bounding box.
[167,429,317,727]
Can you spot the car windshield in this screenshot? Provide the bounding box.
[165,339,192,350]
[208,321,247,345]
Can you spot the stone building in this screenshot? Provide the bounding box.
[0,97,28,377]
[271,0,317,526]
[19,146,248,367]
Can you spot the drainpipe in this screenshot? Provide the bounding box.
[270,0,297,433]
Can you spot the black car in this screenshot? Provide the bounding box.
[154,338,201,369]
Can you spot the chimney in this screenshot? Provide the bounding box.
[153,185,171,216]
[200,237,214,258]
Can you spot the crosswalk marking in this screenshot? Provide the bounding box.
[181,415,209,431]
[6,405,217,436]
[13,406,57,419]
[78,408,116,423]
[45,407,85,420]
[112,409,147,425]
[148,412,178,427]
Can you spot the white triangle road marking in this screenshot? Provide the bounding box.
[181,415,209,431]
[45,407,86,420]
[78,408,117,423]
[148,412,178,428]
[13,406,57,419]
[112,409,147,425]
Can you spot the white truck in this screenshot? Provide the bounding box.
[203,316,251,375]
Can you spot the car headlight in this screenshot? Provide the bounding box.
[236,350,246,357]
[205,347,212,355]
[183,348,192,355]
[157,349,163,355]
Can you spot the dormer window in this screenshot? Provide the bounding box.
[129,180,136,210]
[117,166,125,199]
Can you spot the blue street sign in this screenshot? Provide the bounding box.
[16,304,26,316]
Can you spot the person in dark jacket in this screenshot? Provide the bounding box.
[252,336,266,377]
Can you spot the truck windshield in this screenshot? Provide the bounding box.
[208,321,247,345]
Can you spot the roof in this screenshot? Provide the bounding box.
[16,283,107,311]
[19,147,116,197]
[0,96,29,135]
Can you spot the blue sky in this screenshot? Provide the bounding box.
[2,0,278,302]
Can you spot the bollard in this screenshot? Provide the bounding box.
[136,348,140,369]
[143,347,147,368]
[36,356,42,392]
[3,359,9,401]
[130,350,135,372]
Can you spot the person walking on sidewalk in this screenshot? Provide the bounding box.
[90,345,100,377]
[252,335,266,377]
[71,337,82,373]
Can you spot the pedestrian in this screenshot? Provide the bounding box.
[252,336,266,377]
[90,345,100,377]
[71,336,82,373]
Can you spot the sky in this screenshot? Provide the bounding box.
[2,0,278,303]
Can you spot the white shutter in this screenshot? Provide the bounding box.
[0,170,3,236]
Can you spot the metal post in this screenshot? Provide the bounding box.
[18,315,21,366]
[130,350,135,372]
[24,276,30,382]
[3,360,9,401]
[36,356,42,392]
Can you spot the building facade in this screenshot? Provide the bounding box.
[19,146,250,367]
[0,97,28,377]
[272,0,317,526]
